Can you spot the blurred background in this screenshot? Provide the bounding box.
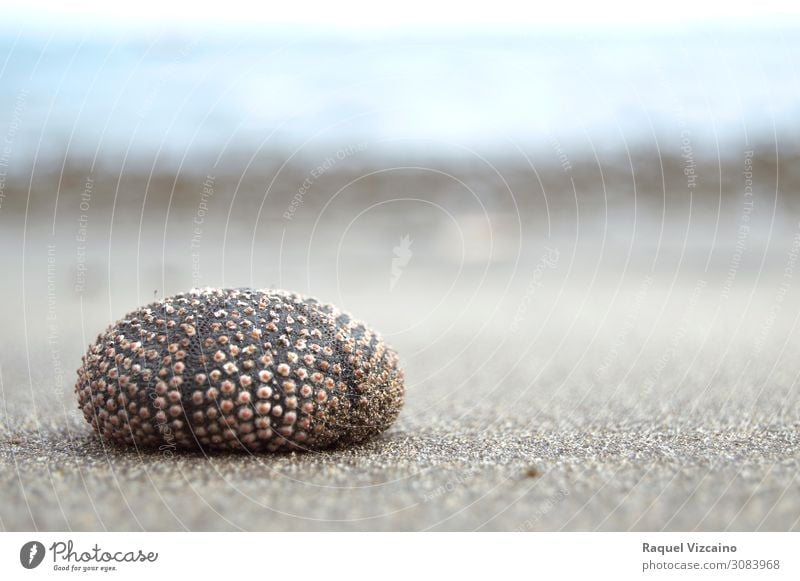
[1,1,800,531]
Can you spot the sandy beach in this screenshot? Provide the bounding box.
[1,146,798,530]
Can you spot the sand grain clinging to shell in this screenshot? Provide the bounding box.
[75,288,404,452]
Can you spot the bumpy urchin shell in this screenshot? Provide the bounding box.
[75,288,404,452]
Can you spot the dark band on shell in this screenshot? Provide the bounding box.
[75,288,405,452]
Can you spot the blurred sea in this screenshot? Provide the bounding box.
[1,26,799,166]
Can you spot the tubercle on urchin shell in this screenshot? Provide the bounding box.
[74,287,404,452]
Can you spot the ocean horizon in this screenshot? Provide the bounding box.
[0,25,798,168]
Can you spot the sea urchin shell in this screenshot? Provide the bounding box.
[75,288,404,452]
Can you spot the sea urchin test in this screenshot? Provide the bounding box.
[75,288,404,451]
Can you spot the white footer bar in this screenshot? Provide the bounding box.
[2,532,798,580]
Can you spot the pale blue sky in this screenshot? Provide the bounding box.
[1,0,799,37]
